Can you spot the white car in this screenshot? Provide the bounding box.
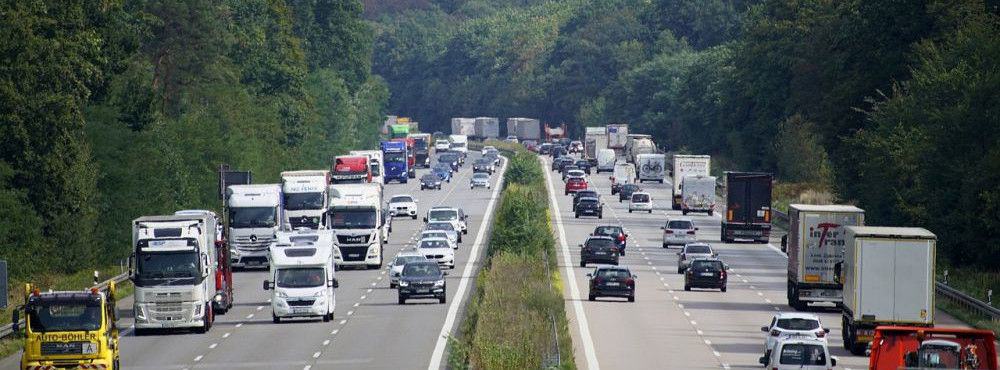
[388,251,429,288]
[387,194,418,219]
[418,238,455,269]
[760,313,829,357]
[676,242,715,273]
[434,139,450,151]
[759,337,837,370]
[481,146,496,155]
[425,221,461,244]
[564,169,586,182]
[505,135,519,143]
[661,218,698,247]
[470,172,491,189]
[420,230,457,249]
[425,207,468,235]
[628,192,653,213]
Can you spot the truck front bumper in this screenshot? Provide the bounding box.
[22,357,115,370]
[231,248,269,268]
[134,301,206,329]
[272,297,331,318]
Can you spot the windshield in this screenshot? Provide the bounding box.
[385,153,406,162]
[420,240,451,249]
[691,260,723,271]
[473,174,489,179]
[429,210,458,221]
[136,250,201,285]
[427,222,454,231]
[276,267,325,288]
[394,256,424,266]
[776,318,821,331]
[778,343,827,365]
[402,263,441,277]
[586,239,616,249]
[230,207,277,228]
[632,194,649,202]
[594,227,622,236]
[667,221,693,229]
[370,163,381,176]
[391,196,413,203]
[423,232,448,239]
[450,142,464,148]
[580,199,598,205]
[284,192,324,211]
[685,245,712,254]
[28,302,102,332]
[329,209,377,229]
[436,141,449,146]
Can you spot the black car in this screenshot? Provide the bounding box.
[592,225,627,255]
[587,266,636,302]
[684,258,728,292]
[438,154,460,171]
[398,261,447,304]
[539,143,553,154]
[420,174,443,190]
[551,146,567,158]
[574,197,603,219]
[473,159,493,174]
[618,184,641,202]
[484,152,500,166]
[574,160,592,174]
[580,236,619,267]
[551,157,573,171]
[572,190,599,211]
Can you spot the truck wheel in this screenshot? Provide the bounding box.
[439,295,447,304]
[588,294,595,301]
[322,313,332,322]
[629,209,633,213]
[398,295,406,305]
[580,260,586,268]
[682,210,688,215]
[575,213,579,218]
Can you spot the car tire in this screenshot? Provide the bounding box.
[628,295,635,302]
[390,282,397,288]
[648,210,652,214]
[272,314,280,323]
[439,295,447,304]
[412,215,418,220]
[579,260,586,268]
[398,295,406,305]
[677,267,684,274]
[684,285,691,291]
[682,210,688,215]
[598,213,603,219]
[720,285,727,292]
[629,209,632,213]
[575,213,579,218]
[322,313,331,322]
[663,242,668,248]
[588,294,595,301]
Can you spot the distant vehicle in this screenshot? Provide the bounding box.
[387,194,418,219]
[327,183,387,269]
[569,140,583,153]
[473,117,500,140]
[522,140,538,151]
[434,139,450,151]
[432,166,452,183]
[610,163,636,194]
[381,140,410,184]
[420,174,443,190]
[783,204,864,311]
[397,261,447,304]
[579,236,619,267]
[759,337,837,370]
[551,156,574,171]
[680,175,717,216]
[410,133,432,168]
[438,153,461,171]
[574,197,603,219]
[550,145,567,158]
[868,326,997,370]
[227,184,283,268]
[584,127,608,164]
[721,171,773,243]
[470,172,491,189]
[449,134,469,156]
[420,230,457,250]
[506,117,541,141]
[481,145,496,155]
[587,266,636,302]
[618,184,640,202]
[425,221,460,244]
[676,243,716,273]
[565,177,588,195]
[636,153,666,183]
[332,155,372,184]
[539,143,554,154]
[572,190,599,212]
[484,152,501,166]
[564,169,586,182]
[281,170,330,230]
[662,217,697,248]
[628,192,652,213]
[473,158,494,174]
[505,135,519,143]
[418,237,455,269]
[561,165,580,180]
[760,312,828,359]
[672,155,711,210]
[596,149,616,173]
[424,206,468,235]
[574,159,592,174]
[592,225,627,255]
[683,258,728,292]
[388,251,428,288]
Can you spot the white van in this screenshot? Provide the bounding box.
[596,149,616,173]
[264,229,337,323]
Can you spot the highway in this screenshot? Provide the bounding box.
[1,152,504,370]
[542,156,972,370]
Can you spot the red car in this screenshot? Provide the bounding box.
[565,177,588,195]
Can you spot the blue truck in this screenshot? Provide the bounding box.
[381,141,409,184]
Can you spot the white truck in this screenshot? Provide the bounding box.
[327,183,387,269]
[636,153,666,183]
[264,229,338,323]
[671,155,711,210]
[784,204,865,311]
[596,149,616,173]
[448,134,469,155]
[584,127,608,164]
[625,134,656,164]
[226,184,283,268]
[506,117,542,141]
[131,214,221,334]
[450,117,476,136]
[349,150,384,185]
[680,175,717,215]
[840,226,936,355]
[474,117,500,140]
[281,170,330,230]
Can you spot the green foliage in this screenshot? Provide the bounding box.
[772,115,832,184]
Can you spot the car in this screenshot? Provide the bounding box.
[434,139,450,151]
[470,172,491,189]
[760,313,829,359]
[417,237,456,269]
[505,135,519,143]
[572,190,599,212]
[484,152,501,166]
[628,192,653,213]
[579,236,619,267]
[481,146,496,155]
[420,174,443,190]
[425,207,469,236]
[539,143,553,155]
[592,225,627,255]
[438,153,460,171]
[574,159,592,174]
[683,258,728,291]
[661,217,698,247]
[587,266,636,302]
[551,157,573,171]
[397,261,447,304]
[551,146,567,158]
[569,140,584,154]
[618,184,641,202]
[676,242,716,273]
[432,165,452,183]
[560,165,580,179]
[388,251,429,288]
[425,221,461,244]
[758,337,837,370]
[564,169,586,182]
[522,140,538,152]
[565,177,588,195]
[420,230,457,249]
[473,159,494,174]
[574,197,603,219]
[387,194,419,219]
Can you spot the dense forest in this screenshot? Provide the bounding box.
[0,0,386,280]
[370,0,1000,269]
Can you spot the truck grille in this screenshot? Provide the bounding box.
[336,234,369,244]
[145,291,194,302]
[232,235,272,251]
[289,217,319,229]
[40,341,88,355]
[339,246,369,261]
[287,299,316,307]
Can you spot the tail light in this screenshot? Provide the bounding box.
[216,271,223,290]
[726,209,733,222]
[720,270,726,279]
[764,210,771,222]
[815,330,826,338]
[770,329,781,337]
[687,230,696,235]
[625,278,635,287]
[618,234,626,242]
[664,230,674,234]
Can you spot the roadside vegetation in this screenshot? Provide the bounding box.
[449,144,574,369]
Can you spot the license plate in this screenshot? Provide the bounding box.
[293,308,310,314]
[605,282,620,286]
[416,289,429,293]
[348,253,360,258]
[700,272,715,277]
[594,252,606,255]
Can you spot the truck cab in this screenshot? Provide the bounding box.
[390,137,417,178]
[349,150,384,186]
[226,184,283,268]
[331,155,371,184]
[281,170,330,230]
[409,133,432,168]
[869,326,997,370]
[448,134,469,158]
[327,183,387,269]
[264,229,338,323]
[15,283,120,370]
[381,140,409,184]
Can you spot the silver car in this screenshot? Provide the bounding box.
[676,243,716,273]
[470,172,491,189]
[661,218,697,247]
[388,251,429,288]
[425,222,460,244]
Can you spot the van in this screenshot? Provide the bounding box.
[596,149,616,173]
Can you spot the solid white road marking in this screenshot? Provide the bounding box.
[339,320,347,325]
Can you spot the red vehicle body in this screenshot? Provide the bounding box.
[565,177,588,195]
[391,137,417,178]
[332,155,371,184]
[869,326,997,370]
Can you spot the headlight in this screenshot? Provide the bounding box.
[276,291,288,298]
[399,281,409,287]
[312,291,324,297]
[434,280,445,287]
[81,342,98,354]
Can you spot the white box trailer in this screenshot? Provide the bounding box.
[671,155,710,210]
[840,226,936,355]
[636,153,665,183]
[450,118,475,136]
[606,124,628,149]
[506,117,541,141]
[680,175,716,215]
[584,127,607,162]
[784,204,864,310]
[473,117,500,139]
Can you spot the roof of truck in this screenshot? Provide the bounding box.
[790,204,864,213]
[845,226,936,239]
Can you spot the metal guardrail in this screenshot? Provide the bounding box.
[0,269,129,340]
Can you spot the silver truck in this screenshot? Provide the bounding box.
[506,117,541,141]
[783,204,864,311]
[680,175,716,215]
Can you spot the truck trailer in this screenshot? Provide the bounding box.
[451,118,476,136]
[721,172,773,243]
[584,127,608,164]
[671,155,711,210]
[409,133,433,168]
[784,204,865,311]
[506,117,541,141]
[606,124,629,150]
[473,117,500,140]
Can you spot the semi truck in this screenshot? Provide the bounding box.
[625,134,656,164]
[264,229,338,323]
[671,155,711,210]
[680,175,717,215]
[174,209,233,317]
[226,184,283,268]
[606,123,629,151]
[448,134,469,156]
[636,153,666,183]
[584,126,608,164]
[327,183,387,269]
[281,170,330,230]
[840,226,937,355]
[451,117,476,136]
[473,117,500,140]
[391,137,417,178]
[409,133,433,168]
[544,123,567,141]
[13,282,121,370]
[506,117,541,141]
[131,213,223,334]
[381,140,409,184]
[331,155,371,184]
[721,172,773,243]
[349,150,384,185]
[389,123,410,139]
[783,204,865,311]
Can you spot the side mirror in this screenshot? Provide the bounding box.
[423,217,428,222]
[758,356,768,365]
[12,311,20,332]
[329,278,339,288]
[263,280,273,291]
[632,274,638,279]
[760,326,769,332]
[578,244,584,248]
[660,226,665,230]
[724,265,730,271]
[676,252,681,256]
[127,253,136,278]
[712,253,719,258]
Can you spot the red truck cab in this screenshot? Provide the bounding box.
[332,155,371,184]
[869,326,997,370]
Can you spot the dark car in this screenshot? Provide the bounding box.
[539,143,553,154]
[432,165,452,182]
[551,146,567,158]
[580,236,619,267]
[684,258,728,292]
[551,157,573,171]
[573,190,599,212]
[618,184,641,202]
[575,197,603,219]
[473,159,493,174]
[420,174,443,190]
[592,225,627,255]
[438,154,460,171]
[587,266,636,302]
[484,152,500,166]
[574,160,592,174]
[398,261,447,304]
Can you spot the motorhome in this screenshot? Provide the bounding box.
[264,229,338,323]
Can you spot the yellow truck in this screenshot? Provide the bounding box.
[12,281,120,370]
